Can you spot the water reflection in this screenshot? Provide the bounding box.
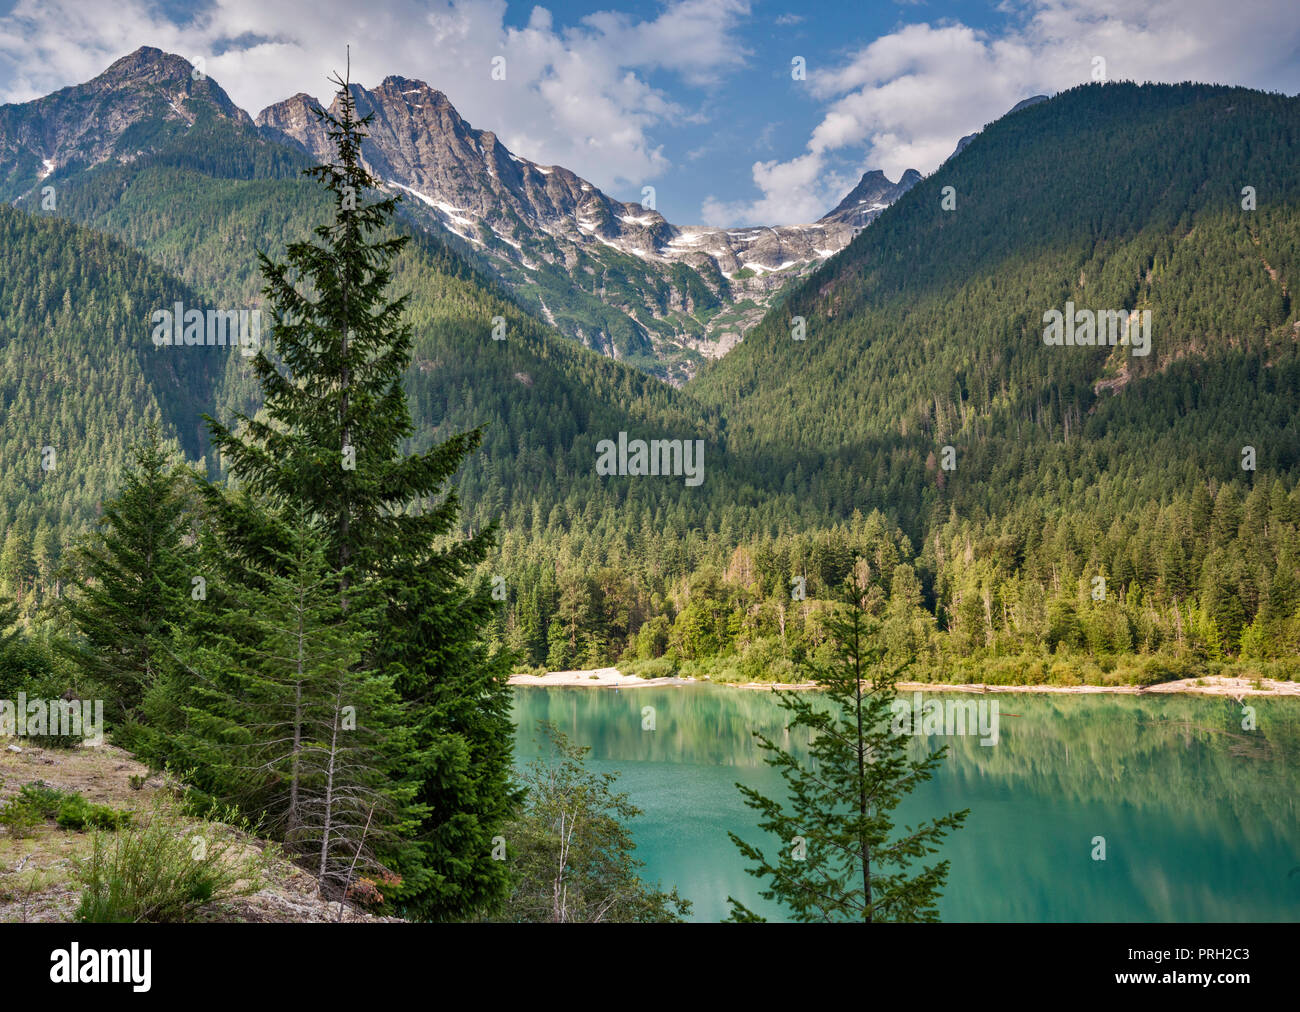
[511,686,1300,922]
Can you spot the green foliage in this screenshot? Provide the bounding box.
[73,804,264,923]
[195,79,518,918]
[0,633,66,700]
[54,794,132,832]
[0,796,41,838]
[141,509,417,892]
[0,781,131,835]
[59,424,197,720]
[728,572,968,922]
[488,722,690,923]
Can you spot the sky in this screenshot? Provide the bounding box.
[0,0,1297,226]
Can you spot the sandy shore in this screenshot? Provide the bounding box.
[509,668,694,689]
[508,669,1300,697]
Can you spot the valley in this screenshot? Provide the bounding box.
[0,30,1298,936]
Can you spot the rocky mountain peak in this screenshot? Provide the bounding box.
[100,46,195,86]
[0,45,248,200]
[251,70,922,376]
[1,50,922,380]
[93,45,247,121]
[820,168,921,228]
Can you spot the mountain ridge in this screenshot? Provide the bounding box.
[254,71,921,377]
[0,46,922,380]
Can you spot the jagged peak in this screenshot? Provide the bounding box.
[67,45,247,123]
[255,92,323,127]
[820,168,920,223]
[102,46,191,77]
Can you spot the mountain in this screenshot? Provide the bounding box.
[256,76,917,380]
[7,51,1297,675]
[0,47,250,202]
[947,94,1050,163]
[0,48,826,599]
[0,48,921,383]
[820,168,921,228]
[685,81,1300,661]
[693,81,1300,467]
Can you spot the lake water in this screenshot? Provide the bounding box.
[511,685,1300,922]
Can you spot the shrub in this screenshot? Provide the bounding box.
[55,794,131,832]
[626,656,677,680]
[74,807,265,923]
[0,797,41,838]
[0,781,131,834]
[15,780,64,817]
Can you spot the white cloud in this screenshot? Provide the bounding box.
[715,0,1300,224]
[0,0,751,194]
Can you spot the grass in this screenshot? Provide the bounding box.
[73,799,267,923]
[1,741,262,922]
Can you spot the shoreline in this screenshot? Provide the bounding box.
[508,668,1300,697]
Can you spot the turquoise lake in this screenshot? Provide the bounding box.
[510,685,1300,922]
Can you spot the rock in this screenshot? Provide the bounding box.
[254,76,916,379]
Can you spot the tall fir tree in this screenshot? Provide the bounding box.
[728,568,968,922]
[202,63,516,919]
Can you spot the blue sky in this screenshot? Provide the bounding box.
[1,0,1297,225]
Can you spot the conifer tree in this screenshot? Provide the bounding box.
[61,423,195,719]
[0,528,34,604]
[202,63,515,918]
[728,569,968,922]
[144,508,419,897]
[0,593,19,655]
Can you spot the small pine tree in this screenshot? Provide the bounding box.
[60,423,195,720]
[728,569,968,922]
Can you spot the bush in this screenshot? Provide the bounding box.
[0,638,101,749]
[625,656,678,679]
[0,638,57,699]
[74,806,265,923]
[0,797,42,838]
[55,794,131,832]
[0,781,131,834]
[15,780,64,816]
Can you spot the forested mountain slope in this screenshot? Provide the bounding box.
[675,82,1300,670]
[4,75,1298,678]
[0,204,229,582]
